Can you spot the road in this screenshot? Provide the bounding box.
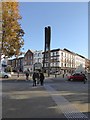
[1,76,90,119]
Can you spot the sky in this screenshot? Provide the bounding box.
[19,2,88,58]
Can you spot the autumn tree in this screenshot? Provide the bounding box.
[2,0,24,57]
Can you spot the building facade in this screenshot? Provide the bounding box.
[43,48,89,74]
[23,49,33,72]
[33,50,43,71]
[8,55,24,72]
[7,48,90,74]
[33,50,43,64]
[62,49,75,73]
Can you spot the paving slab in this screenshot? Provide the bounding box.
[2,83,65,118]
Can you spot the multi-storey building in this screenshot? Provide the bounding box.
[7,48,90,74]
[8,54,24,72]
[85,58,90,72]
[33,50,43,64]
[50,48,61,72]
[33,50,43,71]
[43,48,63,73]
[43,48,88,74]
[23,49,33,71]
[63,48,75,73]
[75,54,85,68]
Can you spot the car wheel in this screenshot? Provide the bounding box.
[4,75,8,78]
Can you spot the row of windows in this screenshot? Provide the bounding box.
[25,56,33,60]
[45,63,75,67]
[24,61,33,65]
[51,52,59,56]
[61,53,74,58]
[34,53,42,57]
[45,54,75,60]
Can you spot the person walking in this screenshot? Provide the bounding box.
[25,69,30,81]
[32,71,37,86]
[81,72,87,84]
[36,71,40,84]
[40,72,45,86]
[17,69,19,77]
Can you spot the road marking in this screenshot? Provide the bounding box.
[44,84,89,120]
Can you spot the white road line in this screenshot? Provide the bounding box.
[44,84,89,120]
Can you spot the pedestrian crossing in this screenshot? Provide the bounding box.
[44,84,89,120]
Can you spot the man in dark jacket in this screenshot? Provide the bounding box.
[25,69,30,81]
[81,72,87,84]
[39,72,45,86]
[36,72,40,84]
[32,72,37,86]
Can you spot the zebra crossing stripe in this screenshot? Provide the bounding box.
[44,85,89,120]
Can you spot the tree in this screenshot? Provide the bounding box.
[2,0,25,57]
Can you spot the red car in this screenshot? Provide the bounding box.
[67,73,87,82]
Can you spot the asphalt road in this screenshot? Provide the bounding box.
[1,76,90,119]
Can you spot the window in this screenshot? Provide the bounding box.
[61,63,63,67]
[56,51,59,55]
[38,53,40,57]
[61,52,63,56]
[38,58,41,62]
[31,56,32,59]
[51,52,53,56]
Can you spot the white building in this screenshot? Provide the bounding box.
[43,48,86,74]
[33,50,43,64]
[33,50,43,71]
[75,54,85,68]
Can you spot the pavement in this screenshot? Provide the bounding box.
[1,74,90,119]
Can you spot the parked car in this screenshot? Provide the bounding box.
[0,71,11,78]
[67,73,87,82]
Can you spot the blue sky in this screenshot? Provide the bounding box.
[19,2,88,58]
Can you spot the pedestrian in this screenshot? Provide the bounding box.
[39,72,45,86]
[63,74,64,78]
[25,69,30,81]
[81,72,87,84]
[17,69,19,77]
[36,71,40,84]
[32,71,37,86]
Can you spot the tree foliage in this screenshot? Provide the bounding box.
[2,1,25,57]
